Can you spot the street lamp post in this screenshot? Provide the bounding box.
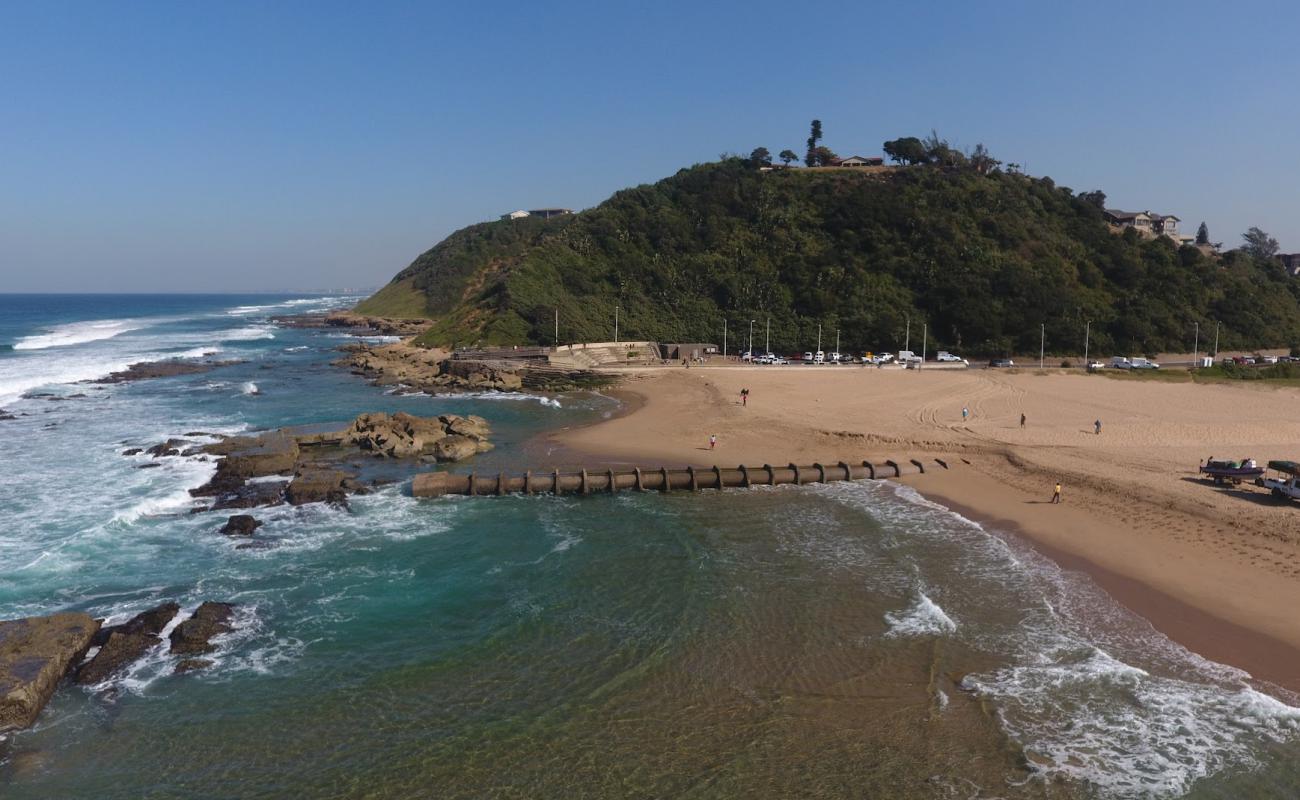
[905,316,910,353]
[614,305,619,344]
[748,319,755,361]
[1084,320,1090,366]
[765,316,770,357]
[554,308,559,346]
[817,323,822,356]
[921,323,927,369]
[1213,321,1220,359]
[1039,323,1045,370]
[723,319,727,359]
[1193,321,1200,365]
[835,328,840,361]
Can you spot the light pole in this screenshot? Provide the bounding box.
[921,323,927,369]
[817,323,822,356]
[614,305,619,344]
[723,318,727,358]
[1039,323,1045,370]
[748,319,755,360]
[1084,320,1090,366]
[835,328,840,360]
[905,315,910,353]
[1213,321,1220,359]
[1193,321,1200,365]
[765,316,770,357]
[554,308,559,346]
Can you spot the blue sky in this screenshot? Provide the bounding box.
[2,0,1297,292]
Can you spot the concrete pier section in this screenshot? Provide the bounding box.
[412,457,953,498]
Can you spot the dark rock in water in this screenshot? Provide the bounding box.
[0,410,17,421]
[286,468,348,506]
[189,470,247,498]
[92,359,243,384]
[235,540,275,551]
[219,514,261,536]
[121,448,143,457]
[145,439,191,458]
[0,612,100,732]
[75,631,160,685]
[184,431,212,438]
[174,658,213,674]
[91,602,181,647]
[210,481,287,510]
[136,463,162,470]
[169,602,235,656]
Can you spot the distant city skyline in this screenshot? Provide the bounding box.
[2,1,1297,292]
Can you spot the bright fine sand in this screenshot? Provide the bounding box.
[554,365,1300,691]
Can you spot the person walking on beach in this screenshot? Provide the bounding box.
[741,388,749,407]
[1094,419,1102,435]
[1052,480,1062,504]
[962,406,969,422]
[709,434,717,450]
[1020,412,1026,428]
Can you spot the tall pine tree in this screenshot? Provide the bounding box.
[804,119,823,167]
[1196,221,1210,245]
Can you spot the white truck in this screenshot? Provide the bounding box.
[1110,356,1131,369]
[897,350,921,364]
[936,351,967,363]
[1261,460,1300,501]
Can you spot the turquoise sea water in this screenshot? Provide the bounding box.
[2,294,1300,798]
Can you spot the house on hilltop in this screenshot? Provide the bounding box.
[1278,254,1300,277]
[499,208,575,221]
[1104,209,1182,241]
[829,155,884,167]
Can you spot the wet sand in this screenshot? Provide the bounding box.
[552,365,1300,693]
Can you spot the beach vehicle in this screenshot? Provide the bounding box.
[1130,357,1160,370]
[1086,360,1105,372]
[769,355,788,365]
[871,352,895,364]
[1199,457,1263,485]
[989,358,1014,368]
[813,350,825,364]
[1259,355,1279,364]
[936,351,966,363]
[1261,461,1300,501]
[1110,356,1131,369]
[897,350,921,364]
[829,351,842,363]
[802,351,814,362]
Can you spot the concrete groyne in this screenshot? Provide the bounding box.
[411,457,951,498]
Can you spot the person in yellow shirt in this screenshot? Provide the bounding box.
[1052,481,1062,504]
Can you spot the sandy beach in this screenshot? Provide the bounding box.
[554,364,1300,692]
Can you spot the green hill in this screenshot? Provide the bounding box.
[357,159,1300,357]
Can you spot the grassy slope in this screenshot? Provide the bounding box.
[352,278,431,318]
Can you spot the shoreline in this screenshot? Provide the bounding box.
[550,366,1300,695]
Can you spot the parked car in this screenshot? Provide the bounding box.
[1110,356,1131,369]
[813,350,826,364]
[936,351,967,363]
[871,353,895,365]
[828,351,842,363]
[989,358,1015,368]
[802,351,814,362]
[1130,357,1160,370]
[1086,360,1106,372]
[770,356,789,365]
[897,350,921,364]
[1259,355,1280,364]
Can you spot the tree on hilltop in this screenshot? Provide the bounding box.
[883,136,926,165]
[805,119,823,167]
[749,147,772,166]
[810,145,838,167]
[1079,190,1107,210]
[1242,226,1280,260]
[1196,221,1210,246]
[778,149,798,166]
[968,143,1000,174]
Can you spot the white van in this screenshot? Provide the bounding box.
[813,350,826,364]
[1110,356,1131,370]
[897,350,921,363]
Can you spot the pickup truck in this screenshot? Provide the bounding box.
[1262,460,1300,501]
[936,351,967,363]
[897,350,921,364]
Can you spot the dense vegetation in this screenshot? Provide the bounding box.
[358,158,1300,356]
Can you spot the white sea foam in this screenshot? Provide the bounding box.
[13,318,143,350]
[111,457,216,524]
[240,382,260,396]
[811,479,1300,796]
[883,591,957,637]
[221,325,276,342]
[449,391,563,408]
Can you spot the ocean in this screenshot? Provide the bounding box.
[1,293,1299,799]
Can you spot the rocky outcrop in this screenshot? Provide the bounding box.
[0,612,100,732]
[75,631,159,685]
[169,602,235,656]
[174,658,213,674]
[92,359,243,384]
[271,311,430,337]
[219,514,261,536]
[286,468,349,506]
[334,342,526,393]
[202,433,299,478]
[296,412,491,463]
